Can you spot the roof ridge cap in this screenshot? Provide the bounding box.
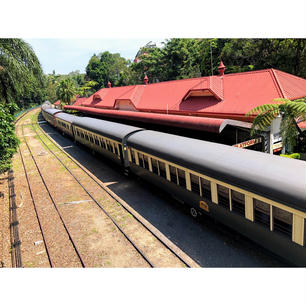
[270,69,286,99]
[273,68,306,81]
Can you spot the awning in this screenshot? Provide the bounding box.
[65,105,252,134]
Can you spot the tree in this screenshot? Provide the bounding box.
[246,98,306,153]
[0,39,44,172]
[0,38,44,106]
[86,52,130,89]
[221,39,306,78]
[56,79,76,109]
[77,80,98,97]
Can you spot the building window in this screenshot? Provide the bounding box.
[273,206,292,237]
[254,199,270,228]
[201,178,211,200]
[217,185,230,209]
[190,174,200,195]
[231,190,245,216]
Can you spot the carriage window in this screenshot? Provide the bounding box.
[101,138,106,149]
[85,134,89,141]
[169,165,178,184]
[158,161,167,179]
[95,137,99,146]
[304,219,306,246]
[217,185,229,209]
[130,150,136,164]
[138,153,145,168]
[114,144,119,155]
[231,190,245,216]
[177,168,186,188]
[118,144,123,157]
[190,174,200,195]
[254,199,270,228]
[151,159,159,175]
[273,207,292,237]
[143,155,149,170]
[201,178,211,200]
[107,140,112,152]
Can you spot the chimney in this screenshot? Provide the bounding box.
[218,61,226,76]
[108,81,111,88]
[144,74,149,85]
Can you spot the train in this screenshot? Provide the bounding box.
[41,102,306,266]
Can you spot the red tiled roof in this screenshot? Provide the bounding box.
[73,97,87,106]
[298,121,306,130]
[66,68,306,123]
[54,100,60,105]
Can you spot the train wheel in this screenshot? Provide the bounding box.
[190,207,198,218]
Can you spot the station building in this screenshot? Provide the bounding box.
[64,62,306,154]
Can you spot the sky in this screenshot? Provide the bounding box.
[25,39,164,75]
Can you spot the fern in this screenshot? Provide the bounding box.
[246,97,306,152]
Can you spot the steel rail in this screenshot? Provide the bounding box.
[20,122,86,268]
[35,112,193,268]
[8,170,22,268]
[4,107,37,268]
[18,146,53,267]
[33,118,155,267]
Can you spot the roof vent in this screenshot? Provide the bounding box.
[218,61,226,76]
[108,81,111,88]
[144,74,149,85]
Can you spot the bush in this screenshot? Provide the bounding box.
[280,153,301,159]
[0,102,20,173]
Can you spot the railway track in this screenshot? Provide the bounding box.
[29,109,196,267]
[16,122,86,268]
[5,109,36,268]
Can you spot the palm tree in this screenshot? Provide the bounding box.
[0,38,43,106]
[56,79,76,109]
[246,98,306,153]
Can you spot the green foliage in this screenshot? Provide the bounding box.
[0,38,44,173]
[86,52,130,89]
[56,78,77,109]
[0,38,44,106]
[246,98,306,153]
[221,39,306,77]
[77,80,98,97]
[83,39,306,87]
[0,103,19,173]
[280,153,300,159]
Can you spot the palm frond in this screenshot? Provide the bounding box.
[246,103,280,116]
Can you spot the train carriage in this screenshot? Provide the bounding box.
[71,117,142,166]
[126,130,306,266]
[55,112,76,138]
[41,108,62,126]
